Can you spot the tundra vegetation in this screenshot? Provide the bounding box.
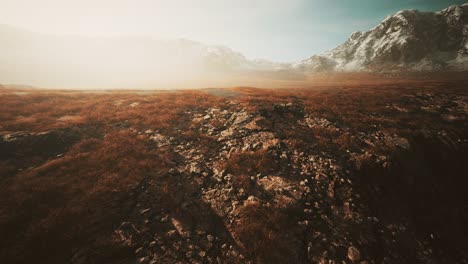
[0,74,467,263]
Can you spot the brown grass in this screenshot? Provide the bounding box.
[0,89,223,263]
[0,130,170,263]
[234,201,303,263]
[0,90,223,132]
[222,150,275,176]
[0,75,466,263]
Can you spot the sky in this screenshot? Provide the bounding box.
[0,0,466,61]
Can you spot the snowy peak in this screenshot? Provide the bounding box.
[297,4,468,72]
[202,45,251,71]
[1,3,467,88]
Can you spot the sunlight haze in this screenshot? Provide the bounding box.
[1,0,464,61]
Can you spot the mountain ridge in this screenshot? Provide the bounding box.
[296,4,468,72]
[0,4,467,88]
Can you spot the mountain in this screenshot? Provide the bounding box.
[296,4,468,72]
[0,24,289,88]
[1,4,467,88]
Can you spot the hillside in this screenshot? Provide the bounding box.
[0,74,467,263]
[296,4,468,72]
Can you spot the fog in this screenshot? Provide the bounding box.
[0,25,306,89]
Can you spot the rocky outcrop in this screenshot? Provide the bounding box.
[111,87,468,263]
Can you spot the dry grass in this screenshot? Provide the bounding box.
[0,74,466,263]
[234,78,467,155]
[234,200,303,263]
[0,90,223,132]
[0,130,170,263]
[222,150,276,176]
[0,89,223,263]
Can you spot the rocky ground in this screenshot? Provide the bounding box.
[0,80,467,263]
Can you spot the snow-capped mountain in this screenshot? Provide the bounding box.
[1,4,467,88]
[296,4,468,72]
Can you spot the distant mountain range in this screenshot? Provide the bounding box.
[0,4,467,88]
[0,25,265,88]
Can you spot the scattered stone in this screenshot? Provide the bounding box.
[106,92,466,263]
[207,235,215,242]
[135,247,144,255]
[138,257,148,263]
[348,246,361,261]
[139,208,150,215]
[167,230,177,238]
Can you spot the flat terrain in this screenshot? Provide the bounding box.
[0,75,467,263]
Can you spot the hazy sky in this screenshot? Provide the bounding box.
[0,0,465,61]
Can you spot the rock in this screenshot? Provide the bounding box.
[139,208,150,215]
[171,217,185,235]
[232,112,251,126]
[348,246,361,261]
[138,257,149,263]
[135,247,144,255]
[273,103,305,117]
[207,234,215,242]
[167,230,177,238]
[238,188,246,198]
[219,128,234,139]
[189,162,201,174]
[245,117,263,130]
